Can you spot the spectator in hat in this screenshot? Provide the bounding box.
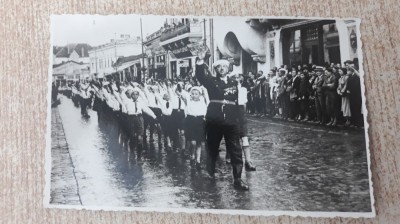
[312,66,326,124]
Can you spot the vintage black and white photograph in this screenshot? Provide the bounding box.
[46,15,374,216]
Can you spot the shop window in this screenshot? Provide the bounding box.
[329,24,337,32]
[304,26,318,41]
[290,30,301,53]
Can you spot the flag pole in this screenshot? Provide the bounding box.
[140,17,146,83]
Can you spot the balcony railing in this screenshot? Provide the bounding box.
[160,23,191,42]
[146,29,163,42]
[160,20,202,42]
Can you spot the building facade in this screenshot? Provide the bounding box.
[52,61,90,85]
[144,28,167,80]
[88,35,143,79]
[214,18,361,75]
[111,53,146,82]
[53,43,92,65]
[158,18,214,79]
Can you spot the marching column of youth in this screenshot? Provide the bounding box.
[194,50,249,191]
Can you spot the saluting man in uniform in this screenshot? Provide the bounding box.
[194,48,249,191]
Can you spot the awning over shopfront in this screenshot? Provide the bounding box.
[214,17,266,60]
[115,61,136,72]
[163,40,206,59]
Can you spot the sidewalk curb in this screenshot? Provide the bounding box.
[246,114,364,133]
[50,106,82,205]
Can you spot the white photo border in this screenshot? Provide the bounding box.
[44,14,375,218]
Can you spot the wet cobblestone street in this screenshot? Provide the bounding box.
[50,95,371,212]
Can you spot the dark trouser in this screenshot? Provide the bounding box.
[206,120,243,179]
[80,98,89,115]
[299,98,308,119]
[289,100,299,119]
[266,95,273,115]
[144,108,162,139]
[254,97,262,114]
[325,91,337,119]
[52,91,58,102]
[260,97,267,114]
[127,114,144,143]
[72,94,80,107]
[248,95,255,114]
[350,96,363,127]
[281,94,290,118]
[315,94,326,123]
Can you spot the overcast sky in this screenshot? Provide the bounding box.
[51,15,168,46]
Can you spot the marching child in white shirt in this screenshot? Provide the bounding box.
[184,86,208,170]
[143,83,163,143]
[170,83,188,151]
[156,88,175,150]
[230,73,256,171]
[121,87,157,150]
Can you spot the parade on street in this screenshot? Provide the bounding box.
[49,15,372,213]
[51,94,370,211]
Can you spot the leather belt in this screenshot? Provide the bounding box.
[127,113,142,116]
[209,99,237,105]
[187,115,205,118]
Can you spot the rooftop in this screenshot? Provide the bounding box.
[53,43,92,58]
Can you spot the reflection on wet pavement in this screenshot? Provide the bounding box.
[55,95,371,212]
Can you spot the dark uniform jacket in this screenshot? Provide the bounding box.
[313,74,326,96]
[195,64,240,123]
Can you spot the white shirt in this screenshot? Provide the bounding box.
[124,99,144,115]
[103,90,120,111]
[72,87,78,95]
[171,93,187,110]
[186,99,207,117]
[80,89,91,99]
[158,99,174,116]
[238,86,248,105]
[220,76,228,84]
[200,86,210,105]
[144,90,159,108]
